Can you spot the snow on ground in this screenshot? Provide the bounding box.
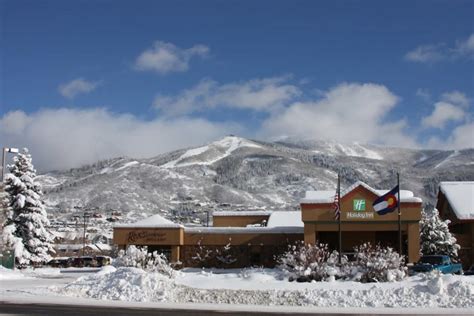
[1,266,473,313]
[56,267,473,309]
[115,161,139,171]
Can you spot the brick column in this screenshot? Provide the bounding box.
[171,245,180,262]
[304,223,316,245]
[407,223,420,263]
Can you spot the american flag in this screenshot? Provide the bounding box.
[333,191,340,220]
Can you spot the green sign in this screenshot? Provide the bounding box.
[353,199,366,211]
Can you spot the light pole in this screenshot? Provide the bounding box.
[2,147,19,183]
[82,211,91,257]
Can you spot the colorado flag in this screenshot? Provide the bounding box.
[372,185,399,215]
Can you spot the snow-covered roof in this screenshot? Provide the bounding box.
[213,211,273,217]
[266,211,303,228]
[302,190,334,203]
[184,226,303,234]
[301,181,422,204]
[55,243,112,251]
[115,214,183,228]
[439,181,474,220]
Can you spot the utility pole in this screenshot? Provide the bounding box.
[82,211,90,257]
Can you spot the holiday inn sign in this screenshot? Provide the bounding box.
[347,198,374,219]
[353,199,366,211]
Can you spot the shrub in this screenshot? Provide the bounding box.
[277,241,340,281]
[350,243,406,282]
[114,245,175,277]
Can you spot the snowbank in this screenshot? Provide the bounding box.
[60,267,174,302]
[0,266,32,280]
[57,267,473,309]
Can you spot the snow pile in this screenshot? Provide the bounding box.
[0,266,33,280]
[61,267,175,302]
[57,267,474,308]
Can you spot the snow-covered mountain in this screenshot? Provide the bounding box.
[37,136,474,225]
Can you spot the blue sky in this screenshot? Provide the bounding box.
[1,0,473,170]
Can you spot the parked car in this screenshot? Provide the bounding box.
[47,257,72,268]
[464,265,474,276]
[95,256,111,267]
[410,255,463,275]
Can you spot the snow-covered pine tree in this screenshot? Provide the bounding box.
[420,208,460,260]
[2,148,54,267]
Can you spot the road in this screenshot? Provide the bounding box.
[1,302,472,316]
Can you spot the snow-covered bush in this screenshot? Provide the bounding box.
[277,241,340,281]
[191,238,214,265]
[215,240,237,266]
[191,238,237,268]
[350,243,406,282]
[420,208,460,260]
[114,246,174,277]
[2,148,54,268]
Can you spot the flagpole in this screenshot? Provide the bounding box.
[338,174,342,264]
[397,172,402,255]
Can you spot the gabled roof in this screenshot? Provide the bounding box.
[439,181,474,220]
[115,214,183,228]
[301,180,422,204]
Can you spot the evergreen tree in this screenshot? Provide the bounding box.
[2,148,54,267]
[420,208,460,260]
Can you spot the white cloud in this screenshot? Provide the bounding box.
[405,44,445,63]
[421,102,466,129]
[134,41,209,74]
[58,78,100,99]
[405,33,474,63]
[427,122,474,149]
[421,91,470,129]
[454,33,474,58]
[415,88,431,102]
[259,82,416,147]
[0,108,241,171]
[153,77,301,116]
[441,91,470,108]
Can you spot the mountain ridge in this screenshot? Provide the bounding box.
[37,136,474,225]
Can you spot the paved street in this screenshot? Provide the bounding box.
[1,302,472,316]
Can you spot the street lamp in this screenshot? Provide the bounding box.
[1,147,19,183]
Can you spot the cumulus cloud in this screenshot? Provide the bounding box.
[259,83,416,147]
[153,77,301,116]
[421,91,470,129]
[405,33,474,63]
[427,122,474,149]
[58,78,101,99]
[0,108,240,171]
[134,41,209,74]
[441,90,470,108]
[421,102,465,129]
